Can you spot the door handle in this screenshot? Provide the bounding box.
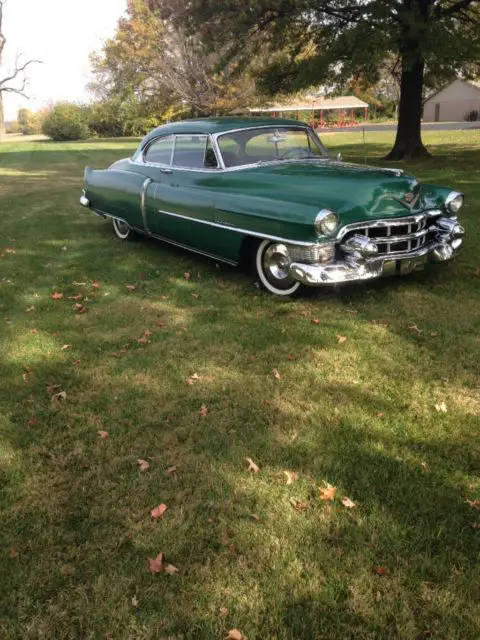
[159,167,172,174]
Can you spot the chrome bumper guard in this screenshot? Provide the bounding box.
[289,217,464,286]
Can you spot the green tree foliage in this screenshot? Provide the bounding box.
[17,108,41,135]
[89,0,256,123]
[42,103,91,141]
[154,0,480,159]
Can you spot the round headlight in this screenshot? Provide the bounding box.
[445,191,463,215]
[315,209,339,236]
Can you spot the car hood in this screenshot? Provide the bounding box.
[221,159,424,222]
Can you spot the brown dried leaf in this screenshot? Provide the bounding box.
[151,503,168,519]
[337,335,347,344]
[473,267,480,278]
[98,430,109,439]
[155,319,165,328]
[311,318,321,325]
[51,292,64,300]
[435,401,447,413]
[51,391,67,404]
[283,470,298,485]
[131,595,139,608]
[137,459,150,472]
[111,349,128,358]
[125,284,137,292]
[67,294,83,301]
[25,305,35,312]
[466,499,480,510]
[191,293,200,299]
[341,496,356,508]
[137,336,150,345]
[199,404,209,418]
[374,566,388,576]
[92,280,100,288]
[271,367,281,380]
[74,303,87,314]
[147,552,164,574]
[186,372,201,385]
[61,344,72,351]
[408,324,422,335]
[219,606,228,616]
[290,498,312,512]
[183,272,191,280]
[319,486,337,501]
[166,465,177,475]
[9,547,19,558]
[246,457,260,473]
[226,630,246,640]
[25,417,39,427]
[164,563,179,575]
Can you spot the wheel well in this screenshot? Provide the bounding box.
[239,236,260,273]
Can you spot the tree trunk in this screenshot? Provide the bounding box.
[384,54,430,160]
[0,91,5,139]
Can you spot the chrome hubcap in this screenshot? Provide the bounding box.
[116,220,129,234]
[263,243,292,281]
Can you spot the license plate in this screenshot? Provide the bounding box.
[383,254,427,277]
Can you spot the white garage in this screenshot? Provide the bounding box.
[423,79,480,122]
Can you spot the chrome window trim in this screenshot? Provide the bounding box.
[336,213,429,241]
[136,133,222,172]
[212,124,328,170]
[157,208,319,247]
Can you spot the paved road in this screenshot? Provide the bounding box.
[321,122,480,133]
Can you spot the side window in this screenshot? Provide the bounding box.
[204,138,218,168]
[144,135,174,164]
[172,135,208,169]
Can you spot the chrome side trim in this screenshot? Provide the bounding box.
[157,208,318,247]
[140,178,152,233]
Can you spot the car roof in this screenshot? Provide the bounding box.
[140,117,307,147]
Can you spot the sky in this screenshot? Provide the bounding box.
[2,0,127,120]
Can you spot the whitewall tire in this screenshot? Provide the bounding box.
[254,239,302,296]
[112,218,135,241]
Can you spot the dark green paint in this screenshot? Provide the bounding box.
[83,118,455,263]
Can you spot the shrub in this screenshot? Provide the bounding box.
[464,109,479,122]
[42,102,91,141]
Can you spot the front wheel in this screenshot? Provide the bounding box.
[254,240,302,296]
[112,218,136,241]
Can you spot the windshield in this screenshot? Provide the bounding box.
[216,126,327,168]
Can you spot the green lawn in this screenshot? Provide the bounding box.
[1,132,479,640]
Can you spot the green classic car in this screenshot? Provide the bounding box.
[80,117,465,296]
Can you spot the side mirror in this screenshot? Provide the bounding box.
[336,152,343,162]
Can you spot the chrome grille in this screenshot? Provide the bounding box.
[340,214,437,256]
[288,244,326,263]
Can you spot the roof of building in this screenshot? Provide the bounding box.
[424,78,480,103]
[249,96,369,112]
[140,117,307,146]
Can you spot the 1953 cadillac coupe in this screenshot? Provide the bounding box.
[80,117,465,296]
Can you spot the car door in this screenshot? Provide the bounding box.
[146,134,232,255]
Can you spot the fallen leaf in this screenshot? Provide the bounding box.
[226,630,246,640]
[125,284,137,292]
[287,354,296,360]
[249,514,261,521]
[9,547,19,558]
[131,595,139,607]
[137,336,150,345]
[247,355,256,362]
[51,391,67,404]
[435,401,447,413]
[92,280,100,288]
[186,372,201,385]
[271,368,281,380]
[25,305,35,312]
[155,320,165,328]
[430,331,438,337]
[67,294,83,301]
[319,486,337,501]
[51,292,64,300]
[191,293,199,299]
[376,412,385,418]
[337,335,347,344]
[98,430,109,439]
[183,272,191,280]
[147,552,164,574]
[290,498,312,512]
[466,499,480,510]
[341,496,356,508]
[111,349,128,357]
[246,457,260,473]
[311,318,321,325]
[473,267,480,278]
[164,563,179,575]
[31,328,38,334]
[472,522,480,529]
[219,606,228,616]
[25,418,39,427]
[137,459,150,472]
[408,324,422,335]
[376,590,382,602]
[199,404,209,418]
[61,344,72,351]
[283,470,298,485]
[151,503,168,519]
[74,303,87,314]
[374,566,388,576]
[166,465,177,475]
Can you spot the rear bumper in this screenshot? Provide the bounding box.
[289,220,464,286]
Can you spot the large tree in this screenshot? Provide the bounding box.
[154,0,480,159]
[0,0,40,137]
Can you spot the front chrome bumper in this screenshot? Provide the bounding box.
[289,218,464,286]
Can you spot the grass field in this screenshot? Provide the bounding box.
[1,131,479,640]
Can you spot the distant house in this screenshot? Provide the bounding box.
[423,79,480,122]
